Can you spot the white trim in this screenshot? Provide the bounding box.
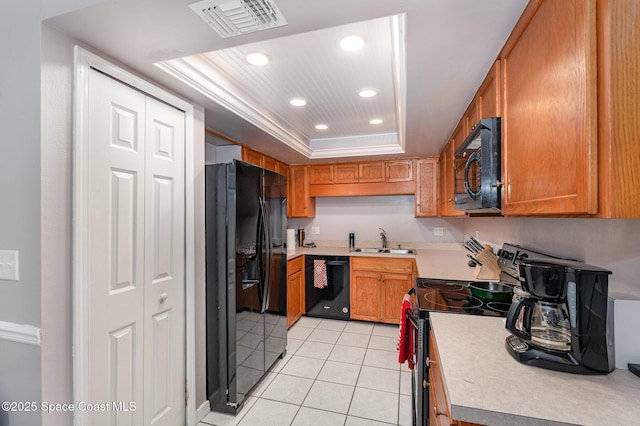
[156,58,313,158]
[73,46,197,426]
[196,400,211,423]
[390,13,408,152]
[0,321,41,346]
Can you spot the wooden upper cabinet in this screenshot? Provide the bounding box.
[478,60,501,119]
[334,163,359,183]
[438,141,465,217]
[386,160,414,182]
[596,0,640,218]
[450,117,468,154]
[359,162,385,183]
[263,155,277,172]
[288,165,315,218]
[241,146,263,167]
[309,164,333,184]
[501,0,598,215]
[415,158,439,217]
[276,161,289,178]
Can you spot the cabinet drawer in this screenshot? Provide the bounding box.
[288,255,304,275]
[351,257,414,274]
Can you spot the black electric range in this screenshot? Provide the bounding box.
[413,278,511,318]
[409,278,511,426]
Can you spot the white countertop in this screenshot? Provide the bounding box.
[286,243,478,281]
[429,313,640,425]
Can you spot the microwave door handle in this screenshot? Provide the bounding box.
[464,151,481,200]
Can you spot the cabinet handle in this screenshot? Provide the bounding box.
[433,407,448,418]
[493,180,504,188]
[423,380,430,388]
[448,198,453,202]
[426,357,436,366]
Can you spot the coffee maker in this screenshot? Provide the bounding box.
[505,259,615,374]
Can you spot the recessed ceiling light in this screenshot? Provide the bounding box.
[340,35,365,51]
[358,88,378,98]
[289,97,307,107]
[315,124,328,130]
[369,118,383,125]
[245,52,270,66]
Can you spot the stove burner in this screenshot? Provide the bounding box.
[414,278,511,317]
[486,301,511,314]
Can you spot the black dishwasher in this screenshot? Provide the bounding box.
[304,255,350,320]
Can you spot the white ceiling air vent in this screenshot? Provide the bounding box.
[189,0,288,38]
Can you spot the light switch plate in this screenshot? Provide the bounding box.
[434,227,444,236]
[0,250,19,281]
[311,226,320,235]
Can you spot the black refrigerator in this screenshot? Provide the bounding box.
[205,160,287,414]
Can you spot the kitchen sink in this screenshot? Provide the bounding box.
[353,247,416,255]
[353,247,383,253]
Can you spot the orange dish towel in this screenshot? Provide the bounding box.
[397,294,414,370]
[313,259,328,289]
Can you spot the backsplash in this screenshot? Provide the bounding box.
[288,195,464,247]
[287,195,640,297]
[465,217,640,298]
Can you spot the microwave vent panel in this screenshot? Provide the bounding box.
[189,0,288,38]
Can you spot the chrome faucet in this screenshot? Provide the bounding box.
[379,228,388,249]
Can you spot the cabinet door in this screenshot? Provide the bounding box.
[287,269,304,328]
[334,163,359,183]
[416,158,439,217]
[429,331,454,425]
[309,164,333,184]
[263,155,277,172]
[450,117,468,153]
[276,161,289,178]
[438,141,465,217]
[350,270,381,322]
[478,60,500,119]
[386,160,414,182]
[288,166,315,218]
[242,146,263,167]
[501,0,597,215]
[359,162,385,183]
[381,272,412,324]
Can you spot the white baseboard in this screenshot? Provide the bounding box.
[0,320,41,346]
[196,400,211,423]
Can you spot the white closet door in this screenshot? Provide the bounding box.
[143,97,185,425]
[87,69,186,425]
[88,70,146,426]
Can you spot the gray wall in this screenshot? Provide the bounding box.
[0,1,43,425]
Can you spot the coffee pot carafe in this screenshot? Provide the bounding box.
[504,259,614,374]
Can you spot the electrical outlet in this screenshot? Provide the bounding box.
[0,250,19,281]
[434,227,444,236]
[311,226,320,235]
[475,230,480,240]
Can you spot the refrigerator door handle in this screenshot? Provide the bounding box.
[263,200,273,313]
[259,198,272,314]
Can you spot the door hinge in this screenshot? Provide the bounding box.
[185,381,189,407]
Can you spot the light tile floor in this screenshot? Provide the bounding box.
[199,317,413,426]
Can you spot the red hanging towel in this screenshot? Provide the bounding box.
[397,294,414,370]
[313,259,328,289]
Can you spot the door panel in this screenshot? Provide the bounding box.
[144,97,185,425]
[87,69,186,426]
[89,70,146,426]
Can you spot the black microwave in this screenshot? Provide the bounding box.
[453,117,501,213]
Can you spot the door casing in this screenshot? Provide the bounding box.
[72,46,197,426]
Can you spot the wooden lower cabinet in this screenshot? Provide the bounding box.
[429,331,482,426]
[350,257,414,324]
[287,256,304,328]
